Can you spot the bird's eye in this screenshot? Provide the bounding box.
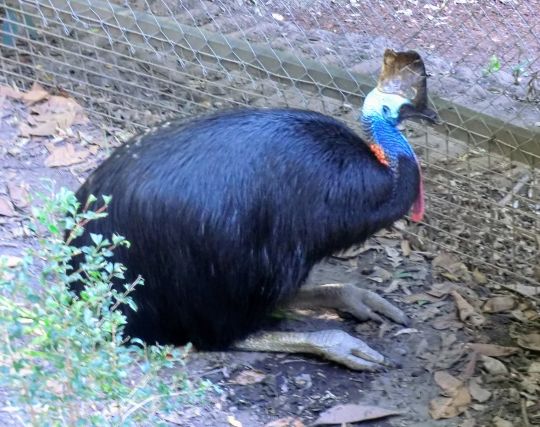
[382,105,390,116]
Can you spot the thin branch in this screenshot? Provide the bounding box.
[498,173,530,206]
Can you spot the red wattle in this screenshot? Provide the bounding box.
[410,166,425,222]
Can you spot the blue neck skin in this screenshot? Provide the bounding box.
[360,89,417,167]
[361,115,416,167]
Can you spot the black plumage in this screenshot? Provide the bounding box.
[72,107,422,350]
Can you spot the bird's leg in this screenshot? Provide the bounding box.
[233,329,388,371]
[232,283,408,371]
[290,282,409,325]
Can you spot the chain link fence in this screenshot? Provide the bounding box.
[1,0,539,296]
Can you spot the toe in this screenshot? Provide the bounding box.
[340,355,382,371]
[361,289,409,325]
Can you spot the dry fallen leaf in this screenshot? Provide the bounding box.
[502,284,540,298]
[333,244,379,259]
[161,407,201,424]
[227,415,242,427]
[18,92,88,137]
[429,387,471,419]
[7,182,29,210]
[472,269,488,285]
[0,84,23,99]
[45,143,90,167]
[20,120,58,137]
[45,378,64,396]
[0,255,22,267]
[511,306,539,322]
[394,328,420,337]
[432,314,463,331]
[492,416,513,427]
[520,374,540,396]
[404,292,441,304]
[468,378,491,403]
[480,355,508,375]
[466,343,519,357]
[482,296,515,313]
[433,252,470,281]
[528,361,540,373]
[20,82,49,104]
[461,352,478,380]
[417,303,446,323]
[230,369,266,385]
[312,403,401,426]
[427,282,453,298]
[384,245,402,260]
[32,95,87,124]
[517,333,540,352]
[0,82,49,104]
[401,239,412,256]
[264,417,305,427]
[0,196,17,217]
[434,371,462,396]
[369,266,393,283]
[451,290,485,326]
[430,371,472,419]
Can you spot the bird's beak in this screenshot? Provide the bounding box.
[377,49,441,125]
[398,102,441,125]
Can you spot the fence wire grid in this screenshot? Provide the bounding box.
[0,0,539,296]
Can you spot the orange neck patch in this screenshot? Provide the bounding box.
[369,143,390,167]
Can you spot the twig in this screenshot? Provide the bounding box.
[498,173,530,206]
[0,405,20,413]
[120,390,187,423]
[526,71,539,102]
[521,398,531,427]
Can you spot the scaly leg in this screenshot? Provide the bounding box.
[290,282,409,325]
[233,283,407,371]
[234,329,389,371]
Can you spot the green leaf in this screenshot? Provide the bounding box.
[90,233,103,246]
[485,54,501,75]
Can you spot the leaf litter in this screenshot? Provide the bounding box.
[7,182,30,210]
[1,82,88,139]
[312,403,402,425]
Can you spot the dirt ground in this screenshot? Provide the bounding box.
[1,0,539,426]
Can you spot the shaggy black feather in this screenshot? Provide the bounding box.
[71,108,420,349]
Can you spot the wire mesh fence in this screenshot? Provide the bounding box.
[1,0,539,296]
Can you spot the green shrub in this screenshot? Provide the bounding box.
[0,185,211,426]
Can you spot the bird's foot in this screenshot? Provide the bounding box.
[234,329,388,371]
[293,282,409,325]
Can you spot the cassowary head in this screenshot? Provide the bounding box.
[362,49,439,125]
[361,49,439,224]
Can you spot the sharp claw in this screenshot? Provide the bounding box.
[398,313,411,327]
[350,347,384,365]
[353,286,410,325]
[344,358,382,371]
[369,312,385,324]
[312,330,391,371]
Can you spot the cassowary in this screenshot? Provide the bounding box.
[71,49,438,370]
